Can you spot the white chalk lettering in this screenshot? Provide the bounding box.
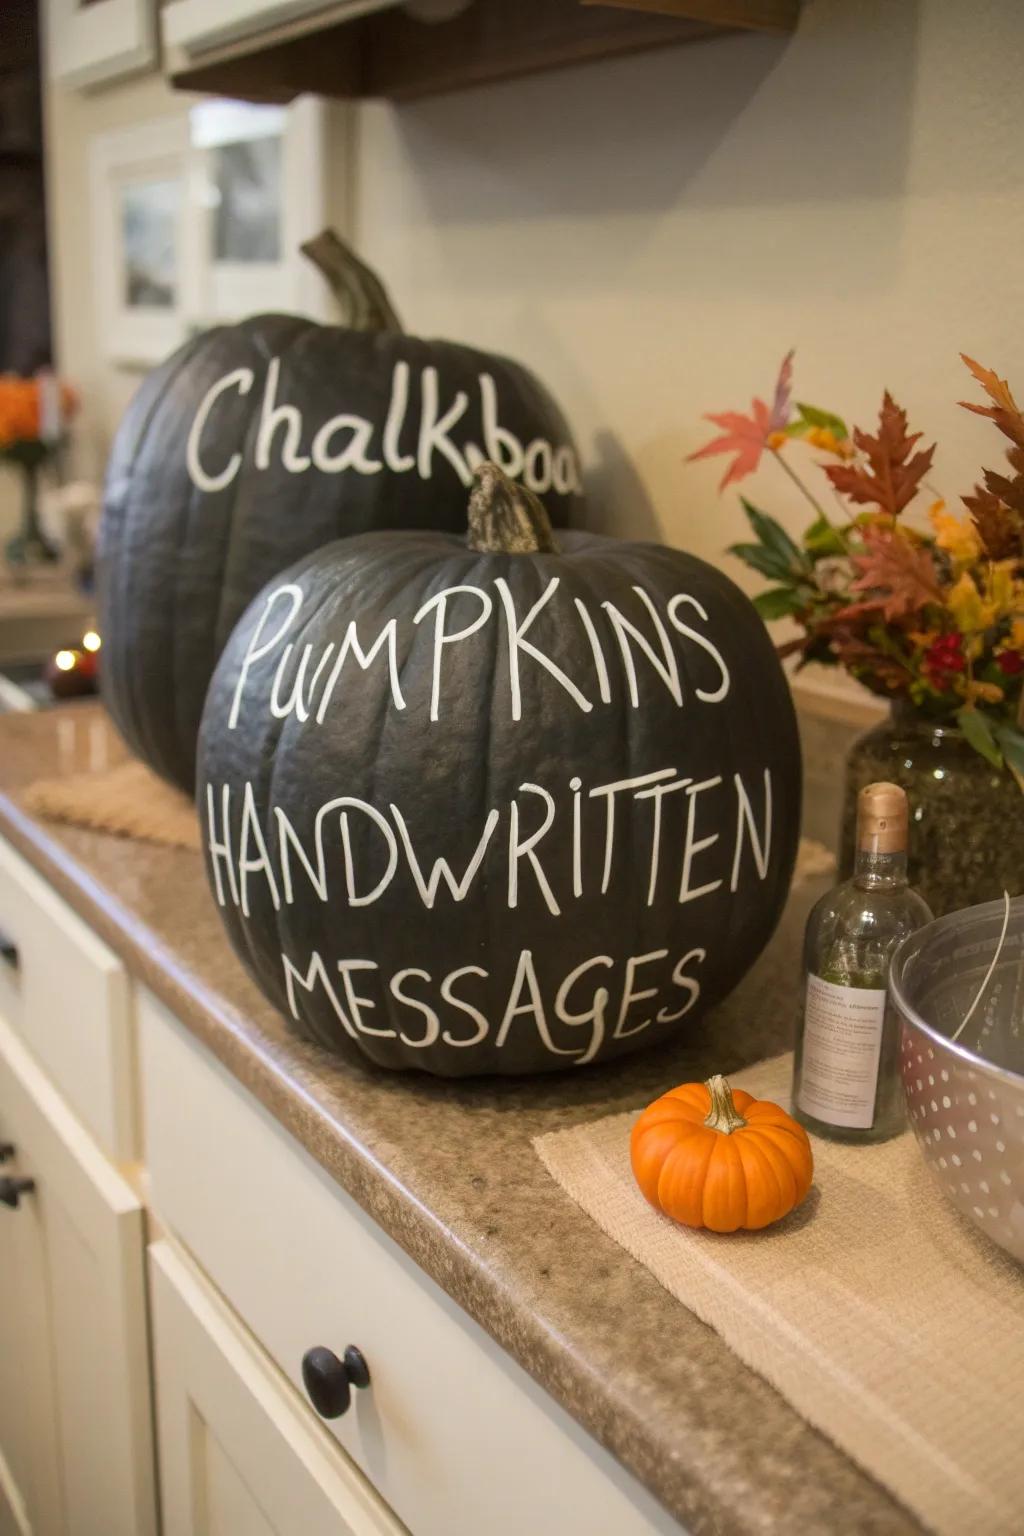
[229,583,304,729]
[337,959,392,1037]
[679,776,724,906]
[495,576,592,721]
[494,950,576,1056]
[439,965,490,1048]
[282,949,358,1041]
[315,617,406,722]
[730,768,772,891]
[383,361,416,472]
[390,802,499,908]
[256,357,310,473]
[205,782,239,907]
[508,782,560,916]
[667,595,731,702]
[657,948,706,1024]
[589,767,677,895]
[613,949,670,1039]
[238,780,281,916]
[187,367,253,492]
[312,413,383,475]
[413,584,494,723]
[184,359,583,501]
[480,372,523,478]
[554,955,613,1067]
[390,967,440,1048]
[270,642,337,723]
[418,366,471,483]
[634,776,690,906]
[603,587,682,708]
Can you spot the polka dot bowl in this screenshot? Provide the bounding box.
[890,896,1024,1265]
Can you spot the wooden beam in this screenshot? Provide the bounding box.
[581,0,799,31]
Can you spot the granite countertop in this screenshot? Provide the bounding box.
[0,703,918,1536]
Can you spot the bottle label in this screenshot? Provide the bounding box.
[797,974,888,1129]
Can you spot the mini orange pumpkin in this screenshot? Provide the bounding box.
[630,1074,813,1233]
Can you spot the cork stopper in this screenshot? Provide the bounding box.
[857,781,909,855]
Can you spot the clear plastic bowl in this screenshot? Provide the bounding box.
[889,896,1024,1264]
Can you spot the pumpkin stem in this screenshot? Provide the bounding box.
[703,1075,748,1135]
[300,229,404,333]
[466,463,561,556]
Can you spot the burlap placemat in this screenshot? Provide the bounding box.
[22,759,200,850]
[534,1054,1024,1536]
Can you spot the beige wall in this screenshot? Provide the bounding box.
[38,0,1024,698]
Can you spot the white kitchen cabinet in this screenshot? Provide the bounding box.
[0,1013,156,1536]
[150,1239,406,1536]
[140,988,680,1536]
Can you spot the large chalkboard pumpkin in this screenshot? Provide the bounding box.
[197,464,801,1077]
[99,234,582,793]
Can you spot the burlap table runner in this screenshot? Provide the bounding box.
[22,759,200,850]
[534,1054,1024,1536]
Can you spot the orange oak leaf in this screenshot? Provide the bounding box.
[847,527,943,621]
[959,354,1024,449]
[825,392,935,517]
[688,351,794,490]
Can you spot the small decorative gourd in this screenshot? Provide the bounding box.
[630,1075,813,1232]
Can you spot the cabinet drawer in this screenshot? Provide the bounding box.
[150,1238,405,1536]
[140,991,678,1536]
[0,837,134,1162]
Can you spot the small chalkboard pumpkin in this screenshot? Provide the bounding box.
[99,233,582,793]
[197,464,801,1078]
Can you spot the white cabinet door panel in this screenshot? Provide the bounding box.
[0,836,135,1163]
[150,1239,405,1536]
[0,1013,155,1536]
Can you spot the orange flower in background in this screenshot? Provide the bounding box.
[0,374,78,451]
[0,377,39,446]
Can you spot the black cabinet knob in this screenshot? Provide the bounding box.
[0,1176,35,1210]
[0,932,17,971]
[0,1143,14,1164]
[301,1345,370,1420]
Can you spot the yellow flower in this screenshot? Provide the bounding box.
[964,679,1006,706]
[767,431,788,451]
[1007,617,1024,650]
[985,561,1021,623]
[806,425,855,459]
[946,572,996,633]
[929,501,981,566]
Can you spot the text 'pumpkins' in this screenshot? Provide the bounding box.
[99,234,582,793]
[197,463,802,1077]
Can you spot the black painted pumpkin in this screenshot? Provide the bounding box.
[99,234,582,793]
[197,464,801,1078]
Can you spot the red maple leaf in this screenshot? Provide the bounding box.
[846,527,942,620]
[825,392,934,517]
[688,351,794,490]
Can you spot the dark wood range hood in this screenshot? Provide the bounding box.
[165,0,799,104]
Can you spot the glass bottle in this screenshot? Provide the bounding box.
[793,782,933,1143]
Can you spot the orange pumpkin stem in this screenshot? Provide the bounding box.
[703,1074,748,1135]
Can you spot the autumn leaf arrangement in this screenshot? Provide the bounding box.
[689,354,1024,786]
